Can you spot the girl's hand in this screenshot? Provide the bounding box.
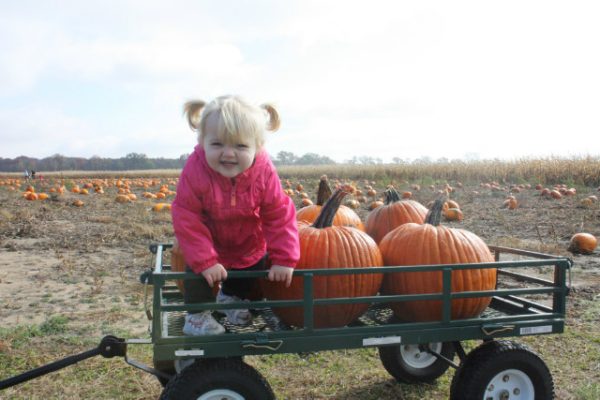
[268,265,294,287]
[201,263,227,287]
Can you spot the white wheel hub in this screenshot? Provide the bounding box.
[484,369,534,400]
[400,342,442,369]
[198,389,244,400]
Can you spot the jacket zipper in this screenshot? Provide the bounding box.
[230,179,237,207]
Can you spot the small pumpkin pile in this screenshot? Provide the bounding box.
[379,197,497,321]
[262,185,383,328]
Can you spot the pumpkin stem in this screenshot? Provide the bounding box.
[383,187,401,204]
[312,185,354,228]
[316,175,333,206]
[425,195,447,226]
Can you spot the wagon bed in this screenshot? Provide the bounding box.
[147,243,569,366]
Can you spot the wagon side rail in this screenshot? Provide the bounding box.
[145,243,571,359]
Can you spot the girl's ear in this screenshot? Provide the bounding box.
[261,103,281,132]
[183,100,206,131]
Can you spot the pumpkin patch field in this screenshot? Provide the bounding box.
[0,164,599,400]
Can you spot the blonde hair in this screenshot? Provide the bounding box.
[183,95,280,149]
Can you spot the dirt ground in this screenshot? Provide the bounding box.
[1,179,599,332]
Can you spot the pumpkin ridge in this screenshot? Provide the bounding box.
[446,228,467,316]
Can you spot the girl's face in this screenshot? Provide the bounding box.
[202,115,257,179]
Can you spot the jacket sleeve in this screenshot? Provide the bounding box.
[171,165,219,274]
[260,166,300,268]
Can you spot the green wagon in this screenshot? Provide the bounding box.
[148,243,570,400]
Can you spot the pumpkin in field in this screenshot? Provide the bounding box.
[503,196,518,210]
[364,187,428,244]
[261,185,383,328]
[567,233,597,255]
[152,202,172,212]
[426,199,460,210]
[443,207,464,221]
[115,194,130,203]
[296,175,364,231]
[380,197,496,322]
[24,192,38,201]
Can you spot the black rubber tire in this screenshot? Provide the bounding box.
[378,341,455,383]
[160,358,275,400]
[153,360,175,387]
[449,340,554,400]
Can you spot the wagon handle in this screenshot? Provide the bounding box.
[0,336,126,390]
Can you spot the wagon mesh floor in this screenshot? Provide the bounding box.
[159,289,509,338]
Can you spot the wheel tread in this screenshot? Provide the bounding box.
[160,358,275,400]
[450,340,554,400]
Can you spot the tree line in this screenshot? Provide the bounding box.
[0,153,189,173]
[0,151,344,172]
[0,151,487,172]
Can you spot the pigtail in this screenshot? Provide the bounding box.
[261,103,281,132]
[183,100,206,131]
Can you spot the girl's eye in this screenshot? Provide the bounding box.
[211,142,223,147]
[236,144,249,149]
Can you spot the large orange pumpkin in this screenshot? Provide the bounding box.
[296,175,364,231]
[262,186,383,328]
[365,187,428,244]
[380,197,496,321]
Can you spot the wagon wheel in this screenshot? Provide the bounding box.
[449,340,554,400]
[378,341,455,383]
[160,358,275,400]
[153,360,175,387]
[153,358,202,387]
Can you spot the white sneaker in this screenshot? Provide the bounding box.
[216,290,252,325]
[182,311,225,336]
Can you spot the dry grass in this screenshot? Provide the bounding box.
[277,156,600,187]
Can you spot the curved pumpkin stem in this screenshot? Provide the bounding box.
[316,175,333,206]
[312,185,354,229]
[383,187,401,204]
[425,196,447,227]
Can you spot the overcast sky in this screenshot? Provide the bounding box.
[1,1,599,162]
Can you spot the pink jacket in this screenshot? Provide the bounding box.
[171,145,300,274]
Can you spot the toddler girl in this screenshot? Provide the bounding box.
[172,95,300,335]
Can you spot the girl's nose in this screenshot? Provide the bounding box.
[222,145,235,157]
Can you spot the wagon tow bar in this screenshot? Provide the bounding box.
[0,335,171,390]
